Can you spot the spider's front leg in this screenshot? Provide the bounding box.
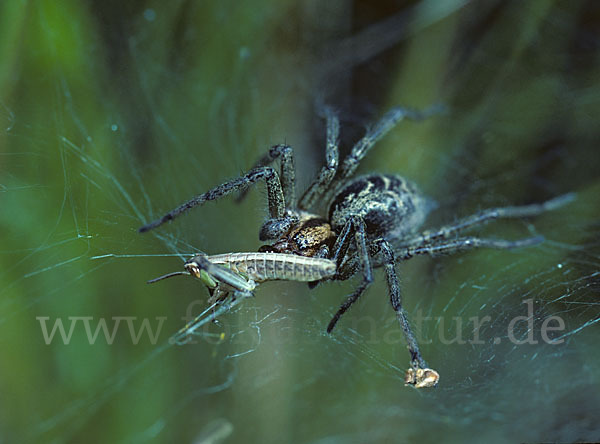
[326,215,373,333]
[233,143,305,241]
[236,144,296,207]
[139,166,286,233]
[298,106,340,211]
[324,105,441,203]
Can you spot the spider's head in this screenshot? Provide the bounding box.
[259,211,336,257]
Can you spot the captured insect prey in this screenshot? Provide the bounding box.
[140,105,575,389]
[148,252,337,299]
[147,252,337,343]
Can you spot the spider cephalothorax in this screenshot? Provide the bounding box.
[259,175,432,258]
[140,105,574,388]
[258,211,336,258]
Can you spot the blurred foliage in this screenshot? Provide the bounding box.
[1,1,599,443]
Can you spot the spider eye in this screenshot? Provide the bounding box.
[259,217,294,241]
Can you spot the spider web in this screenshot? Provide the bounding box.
[2,2,600,443]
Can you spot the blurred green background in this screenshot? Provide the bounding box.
[1,1,599,443]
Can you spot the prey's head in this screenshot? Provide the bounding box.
[183,255,217,289]
[147,254,217,290]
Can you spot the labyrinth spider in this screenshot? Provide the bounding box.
[141,105,574,388]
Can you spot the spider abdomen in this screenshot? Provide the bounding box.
[328,174,431,239]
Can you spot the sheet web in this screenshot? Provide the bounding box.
[2,2,600,443]
[12,106,599,443]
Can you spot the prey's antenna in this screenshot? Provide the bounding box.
[147,271,190,284]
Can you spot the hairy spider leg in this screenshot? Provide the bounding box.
[373,239,430,370]
[397,235,545,260]
[314,244,330,258]
[139,166,286,233]
[329,213,355,269]
[236,144,296,207]
[400,193,576,248]
[324,105,440,203]
[298,106,340,211]
[326,215,373,333]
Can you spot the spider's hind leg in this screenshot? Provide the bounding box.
[397,235,545,260]
[403,193,575,247]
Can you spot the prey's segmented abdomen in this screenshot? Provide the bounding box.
[208,252,336,282]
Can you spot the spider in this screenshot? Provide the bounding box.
[140,105,574,388]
